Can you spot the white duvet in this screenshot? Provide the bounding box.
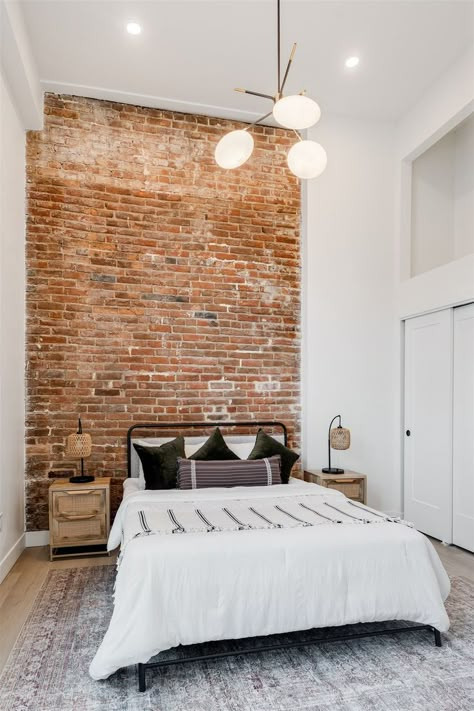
[89,479,450,680]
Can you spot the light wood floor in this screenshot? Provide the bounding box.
[0,541,472,675]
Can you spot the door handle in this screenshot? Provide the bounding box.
[406,430,411,436]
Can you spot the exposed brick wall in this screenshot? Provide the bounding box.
[25,94,301,530]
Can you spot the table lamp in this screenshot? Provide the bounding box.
[65,416,93,483]
[322,414,351,474]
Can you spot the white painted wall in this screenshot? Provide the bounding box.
[411,130,456,277]
[410,115,474,278]
[397,46,474,167]
[0,0,43,129]
[397,46,474,301]
[396,49,474,317]
[303,49,472,519]
[302,115,398,514]
[454,116,474,260]
[0,70,26,583]
[392,47,474,520]
[0,0,42,579]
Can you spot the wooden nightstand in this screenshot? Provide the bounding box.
[49,478,110,560]
[304,470,367,504]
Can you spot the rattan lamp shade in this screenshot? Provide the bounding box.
[65,417,94,482]
[65,433,92,459]
[322,414,351,474]
[330,426,350,451]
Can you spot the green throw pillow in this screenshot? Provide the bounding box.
[247,429,299,483]
[189,427,240,461]
[134,435,185,489]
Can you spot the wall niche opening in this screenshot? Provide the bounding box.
[410,113,474,277]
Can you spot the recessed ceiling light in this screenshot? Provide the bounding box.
[126,22,142,35]
[345,56,360,69]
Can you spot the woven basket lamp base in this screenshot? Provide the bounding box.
[69,475,95,483]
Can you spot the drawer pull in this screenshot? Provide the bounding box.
[63,490,97,496]
[61,511,99,520]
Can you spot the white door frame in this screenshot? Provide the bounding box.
[452,303,474,552]
[403,308,454,542]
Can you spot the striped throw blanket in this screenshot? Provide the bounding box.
[126,495,412,542]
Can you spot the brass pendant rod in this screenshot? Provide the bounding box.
[234,1,298,106]
[234,88,275,102]
[244,111,274,131]
[280,43,297,95]
[277,0,281,93]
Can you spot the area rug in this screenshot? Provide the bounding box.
[0,566,473,711]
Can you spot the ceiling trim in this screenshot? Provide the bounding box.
[1,0,43,129]
[41,80,277,126]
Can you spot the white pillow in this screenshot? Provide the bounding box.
[226,441,255,459]
[134,437,175,447]
[185,441,205,458]
[184,437,256,460]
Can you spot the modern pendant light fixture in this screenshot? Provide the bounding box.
[273,94,321,130]
[215,130,254,169]
[215,0,326,179]
[287,138,327,180]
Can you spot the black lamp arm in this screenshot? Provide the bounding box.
[327,414,342,442]
[325,414,342,473]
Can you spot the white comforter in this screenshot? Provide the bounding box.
[89,479,450,680]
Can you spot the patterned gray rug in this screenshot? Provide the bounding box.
[0,566,473,711]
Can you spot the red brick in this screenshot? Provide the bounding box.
[25,93,301,531]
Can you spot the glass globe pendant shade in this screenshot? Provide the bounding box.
[273,95,321,130]
[215,130,254,169]
[287,140,327,180]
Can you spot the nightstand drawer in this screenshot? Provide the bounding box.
[325,480,363,500]
[51,513,107,545]
[304,470,367,504]
[52,489,105,518]
[49,478,111,559]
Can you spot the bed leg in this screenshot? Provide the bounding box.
[433,628,442,647]
[138,663,146,692]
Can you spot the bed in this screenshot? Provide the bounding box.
[89,420,450,691]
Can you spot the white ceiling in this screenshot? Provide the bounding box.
[20,0,474,123]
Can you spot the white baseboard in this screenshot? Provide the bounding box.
[25,530,49,547]
[0,533,26,584]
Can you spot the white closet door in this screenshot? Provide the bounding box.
[453,303,474,552]
[404,309,453,542]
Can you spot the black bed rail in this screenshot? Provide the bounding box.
[126,420,288,478]
[137,624,442,692]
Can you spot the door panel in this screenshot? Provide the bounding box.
[453,303,474,552]
[404,309,453,541]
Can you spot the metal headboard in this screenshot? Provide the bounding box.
[126,420,288,478]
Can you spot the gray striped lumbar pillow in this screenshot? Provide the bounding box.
[177,455,281,489]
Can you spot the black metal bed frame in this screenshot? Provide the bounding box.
[138,625,441,693]
[125,420,442,693]
[126,420,288,478]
